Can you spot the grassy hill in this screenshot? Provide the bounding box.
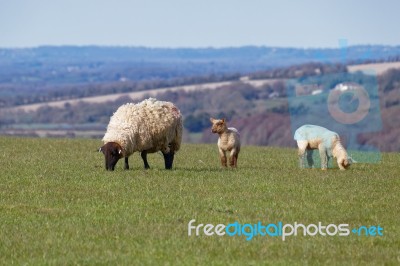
[0,137,398,264]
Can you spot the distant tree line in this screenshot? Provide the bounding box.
[249,62,347,80]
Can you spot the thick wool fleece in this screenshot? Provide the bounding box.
[102,98,182,156]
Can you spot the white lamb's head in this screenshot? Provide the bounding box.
[339,156,355,170]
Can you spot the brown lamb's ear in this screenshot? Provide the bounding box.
[221,118,226,123]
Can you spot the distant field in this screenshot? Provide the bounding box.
[8,78,278,112]
[0,137,398,264]
[347,61,400,75]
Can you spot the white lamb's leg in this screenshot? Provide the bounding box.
[306,149,314,168]
[319,145,328,170]
[297,140,308,168]
[327,155,331,169]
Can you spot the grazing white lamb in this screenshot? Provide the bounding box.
[210,118,241,168]
[99,98,182,171]
[294,124,353,170]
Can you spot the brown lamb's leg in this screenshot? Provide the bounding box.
[219,149,227,167]
[229,155,235,167]
[220,156,227,167]
[234,152,239,167]
[229,149,239,168]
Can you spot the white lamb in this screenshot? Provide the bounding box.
[210,118,241,168]
[294,124,353,170]
[99,98,182,171]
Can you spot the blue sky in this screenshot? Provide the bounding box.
[0,0,399,48]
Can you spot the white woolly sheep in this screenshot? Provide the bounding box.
[294,124,353,170]
[99,98,182,171]
[210,118,241,168]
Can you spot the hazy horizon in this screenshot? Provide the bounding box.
[2,43,400,50]
[1,0,400,49]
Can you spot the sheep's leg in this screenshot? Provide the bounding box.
[219,148,227,167]
[319,146,328,170]
[229,149,238,168]
[306,149,314,168]
[168,152,175,169]
[298,150,306,168]
[124,157,129,170]
[163,151,174,170]
[297,141,308,169]
[229,151,235,167]
[233,151,239,167]
[141,151,150,169]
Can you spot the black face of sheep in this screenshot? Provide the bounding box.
[99,142,123,171]
[163,151,175,169]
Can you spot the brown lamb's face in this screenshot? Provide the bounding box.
[210,118,226,134]
[99,142,123,171]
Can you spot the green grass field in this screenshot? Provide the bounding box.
[0,137,399,265]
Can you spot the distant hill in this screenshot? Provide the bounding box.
[1,45,400,108]
[2,45,400,64]
[1,45,400,84]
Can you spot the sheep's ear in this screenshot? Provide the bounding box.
[221,118,226,123]
[210,117,215,123]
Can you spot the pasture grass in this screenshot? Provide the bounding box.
[0,137,399,265]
